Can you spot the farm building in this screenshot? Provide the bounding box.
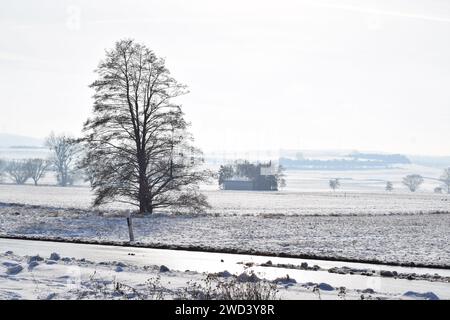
[219,161,283,191]
[222,178,254,191]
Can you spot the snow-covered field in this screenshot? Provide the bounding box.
[1,201,449,267]
[1,167,449,299]
[0,239,447,300]
[0,184,449,216]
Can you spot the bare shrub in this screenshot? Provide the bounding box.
[178,272,279,300]
[73,271,278,300]
[113,276,166,300]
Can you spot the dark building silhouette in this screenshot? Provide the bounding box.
[220,161,279,191]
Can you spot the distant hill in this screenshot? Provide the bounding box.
[348,152,411,164]
[279,152,412,170]
[0,133,44,148]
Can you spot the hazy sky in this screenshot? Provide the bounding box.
[1,0,450,155]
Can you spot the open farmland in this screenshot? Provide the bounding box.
[1,167,449,266]
[0,183,449,216]
[1,205,450,267]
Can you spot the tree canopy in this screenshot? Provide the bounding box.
[81,39,210,213]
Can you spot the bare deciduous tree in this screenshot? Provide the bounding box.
[402,174,424,192]
[26,158,50,186]
[5,160,30,185]
[440,168,450,194]
[46,133,80,187]
[81,39,211,214]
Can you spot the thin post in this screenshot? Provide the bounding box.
[127,212,135,243]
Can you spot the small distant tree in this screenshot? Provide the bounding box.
[434,187,443,194]
[25,159,50,186]
[46,133,80,187]
[276,165,286,190]
[440,168,450,194]
[402,174,424,192]
[5,160,30,184]
[385,181,393,192]
[329,178,340,191]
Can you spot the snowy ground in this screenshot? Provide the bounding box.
[0,239,447,300]
[1,163,449,214]
[0,178,449,266]
[0,184,449,216]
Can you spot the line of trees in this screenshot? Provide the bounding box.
[326,169,450,193]
[391,170,450,193]
[0,133,83,186]
[0,158,50,185]
[402,171,450,193]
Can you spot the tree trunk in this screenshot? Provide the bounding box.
[137,146,153,214]
[59,171,67,187]
[138,197,153,214]
[138,156,152,214]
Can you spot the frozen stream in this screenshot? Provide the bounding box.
[1,238,449,299]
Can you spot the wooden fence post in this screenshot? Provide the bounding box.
[127,212,135,243]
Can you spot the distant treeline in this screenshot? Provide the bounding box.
[348,152,411,164]
[280,153,411,170]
